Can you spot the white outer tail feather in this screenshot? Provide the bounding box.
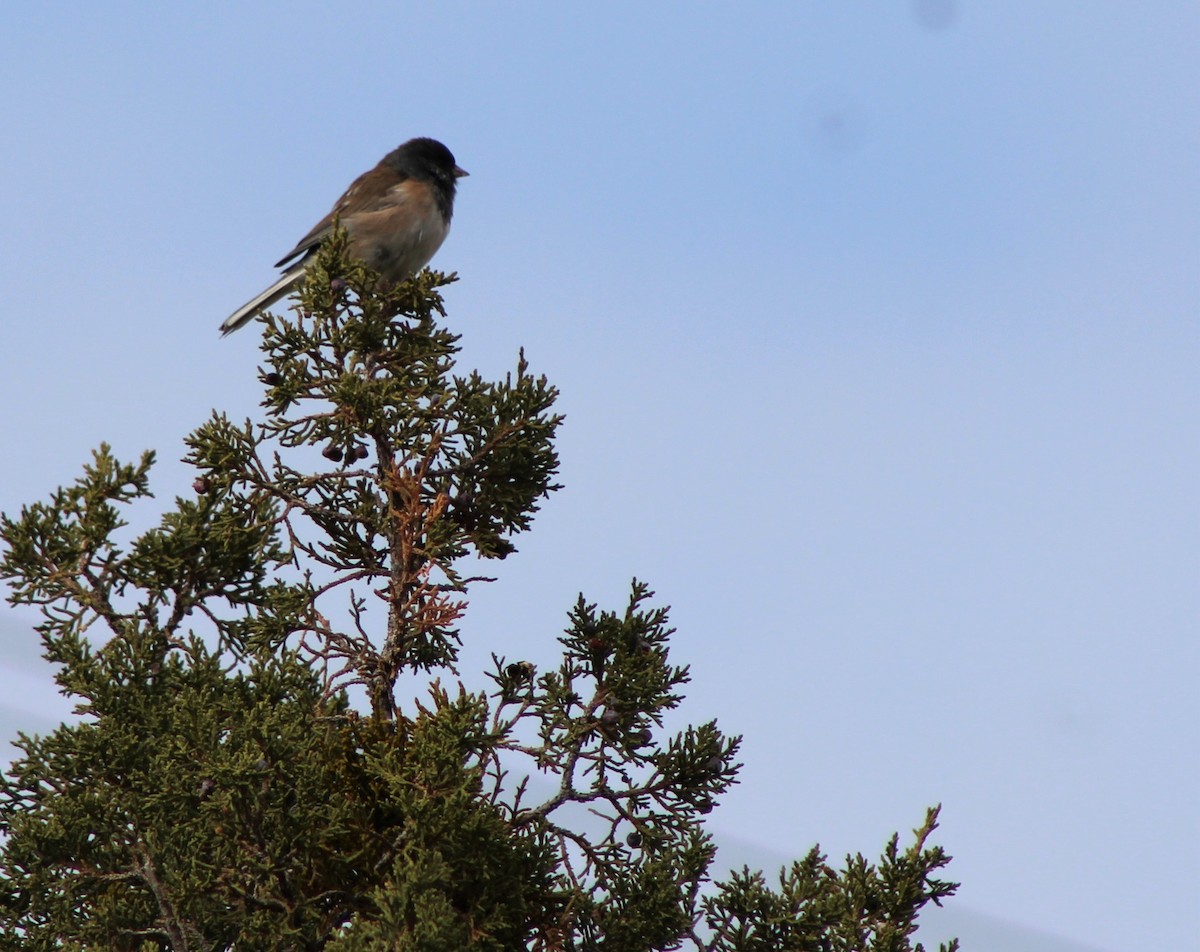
[219,268,305,336]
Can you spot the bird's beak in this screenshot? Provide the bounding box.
[454,166,469,178]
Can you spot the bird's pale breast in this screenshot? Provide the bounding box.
[344,180,449,284]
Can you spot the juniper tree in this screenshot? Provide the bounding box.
[0,234,959,950]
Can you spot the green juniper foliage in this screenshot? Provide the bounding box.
[0,234,959,950]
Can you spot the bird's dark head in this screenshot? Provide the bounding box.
[388,137,468,184]
[385,138,467,220]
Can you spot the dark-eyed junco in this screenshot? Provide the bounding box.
[220,137,467,336]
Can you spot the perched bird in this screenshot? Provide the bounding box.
[220,137,467,336]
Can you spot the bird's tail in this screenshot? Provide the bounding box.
[219,268,305,336]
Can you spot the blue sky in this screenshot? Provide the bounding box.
[1,4,1196,950]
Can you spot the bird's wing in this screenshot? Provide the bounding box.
[273,164,412,269]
